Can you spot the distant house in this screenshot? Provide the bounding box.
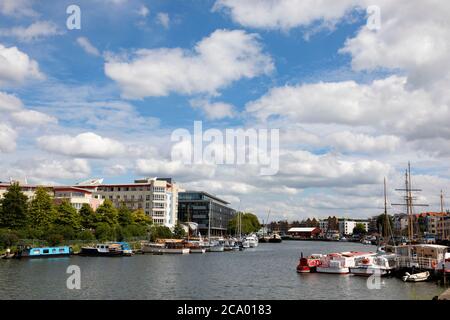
[287,227,321,239]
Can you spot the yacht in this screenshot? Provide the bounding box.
[246,234,259,248]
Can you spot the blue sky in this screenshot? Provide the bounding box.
[1,0,450,221]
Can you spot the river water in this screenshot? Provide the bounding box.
[0,241,446,300]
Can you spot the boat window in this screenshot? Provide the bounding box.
[43,249,49,254]
[101,246,104,249]
[33,250,40,254]
[59,248,65,252]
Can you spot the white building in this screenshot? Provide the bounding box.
[339,219,369,236]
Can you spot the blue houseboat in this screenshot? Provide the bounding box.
[16,246,73,259]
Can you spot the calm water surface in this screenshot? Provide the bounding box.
[0,241,446,300]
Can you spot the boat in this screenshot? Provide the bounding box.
[206,240,225,252]
[349,254,396,277]
[190,247,206,254]
[297,253,322,273]
[142,240,190,254]
[316,251,376,274]
[246,234,258,248]
[79,242,132,257]
[402,271,430,282]
[16,246,73,259]
[268,234,282,243]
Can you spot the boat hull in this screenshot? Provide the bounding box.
[190,248,206,254]
[349,267,389,277]
[79,248,123,257]
[316,266,349,274]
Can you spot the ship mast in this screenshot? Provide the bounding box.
[441,190,445,240]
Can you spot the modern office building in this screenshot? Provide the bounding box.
[178,191,236,237]
[77,178,180,228]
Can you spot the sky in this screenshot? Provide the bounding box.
[1,0,450,222]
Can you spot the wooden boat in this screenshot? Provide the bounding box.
[402,271,430,282]
[16,246,73,259]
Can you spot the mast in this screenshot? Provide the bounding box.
[187,204,190,242]
[441,190,445,240]
[383,177,388,240]
[208,200,211,244]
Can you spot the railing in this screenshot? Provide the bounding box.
[396,256,441,270]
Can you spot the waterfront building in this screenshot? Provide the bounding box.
[77,178,180,228]
[53,186,104,211]
[178,191,236,237]
[393,213,408,235]
[338,219,369,236]
[287,227,321,239]
[0,181,53,200]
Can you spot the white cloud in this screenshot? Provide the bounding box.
[138,5,150,17]
[30,159,91,180]
[104,29,274,98]
[0,0,36,17]
[10,109,57,126]
[213,0,360,31]
[37,132,126,159]
[0,123,17,153]
[76,37,101,57]
[136,158,216,180]
[0,91,23,112]
[340,1,450,90]
[325,131,400,154]
[156,12,170,29]
[246,76,450,141]
[0,43,43,87]
[189,99,236,120]
[0,21,63,42]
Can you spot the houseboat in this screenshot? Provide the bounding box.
[16,246,73,259]
[79,242,133,257]
[316,251,376,274]
[142,240,190,254]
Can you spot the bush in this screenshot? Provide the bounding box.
[46,233,64,246]
[95,223,115,241]
[77,230,95,241]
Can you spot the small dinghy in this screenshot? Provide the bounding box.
[402,271,430,282]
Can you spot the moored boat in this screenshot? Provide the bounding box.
[16,246,73,259]
[316,251,376,274]
[142,240,190,254]
[402,271,430,282]
[297,253,322,273]
[79,242,132,257]
[268,234,282,243]
[349,253,396,277]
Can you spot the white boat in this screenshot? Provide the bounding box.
[402,271,430,282]
[142,242,190,254]
[190,248,206,254]
[349,254,396,277]
[316,251,376,274]
[241,239,250,248]
[246,235,258,248]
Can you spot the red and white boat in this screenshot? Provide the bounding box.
[316,251,376,274]
[296,253,323,273]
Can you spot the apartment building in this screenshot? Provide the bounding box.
[338,219,369,236]
[53,186,104,211]
[77,178,179,228]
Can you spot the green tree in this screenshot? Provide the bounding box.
[131,209,152,227]
[149,225,173,241]
[28,187,56,230]
[228,212,261,235]
[55,200,81,231]
[95,200,118,227]
[173,223,186,239]
[376,214,394,235]
[353,223,367,235]
[95,222,115,241]
[117,203,133,226]
[79,203,96,229]
[0,182,29,229]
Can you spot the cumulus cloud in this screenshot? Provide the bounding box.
[0,123,17,153]
[325,131,400,154]
[76,37,101,56]
[189,99,236,120]
[10,109,57,126]
[0,43,43,87]
[213,0,360,31]
[104,29,274,98]
[0,21,63,42]
[0,91,23,112]
[156,12,170,29]
[37,132,126,159]
[0,0,36,17]
[138,5,150,17]
[30,159,91,180]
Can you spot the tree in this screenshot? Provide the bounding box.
[0,182,29,229]
[131,209,152,227]
[28,187,56,230]
[55,200,81,231]
[95,200,118,227]
[173,223,186,239]
[149,225,173,241]
[117,203,133,227]
[353,223,367,235]
[228,212,261,235]
[79,203,96,229]
[376,213,394,235]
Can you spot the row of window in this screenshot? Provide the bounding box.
[97,186,166,192]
